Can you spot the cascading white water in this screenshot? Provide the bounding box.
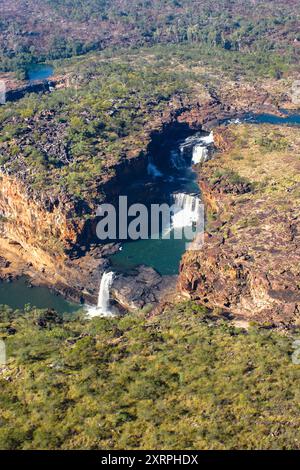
[87,271,115,317]
[172,193,201,228]
[168,133,213,229]
[98,271,115,313]
[147,162,163,178]
[178,131,214,166]
[192,144,208,164]
[179,134,203,154]
[191,132,214,164]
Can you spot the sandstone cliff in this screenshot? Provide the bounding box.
[0,91,216,303]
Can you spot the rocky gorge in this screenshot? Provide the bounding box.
[0,58,300,322]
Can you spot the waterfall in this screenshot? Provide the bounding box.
[200,131,214,145]
[177,131,214,166]
[179,134,203,154]
[172,193,201,228]
[192,144,208,164]
[87,271,115,317]
[191,131,214,164]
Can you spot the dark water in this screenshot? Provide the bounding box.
[26,64,54,82]
[0,278,81,314]
[248,112,300,125]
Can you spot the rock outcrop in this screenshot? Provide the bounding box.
[111,265,176,311]
[179,124,300,325]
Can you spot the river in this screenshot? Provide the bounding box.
[25,63,54,82]
[0,278,81,314]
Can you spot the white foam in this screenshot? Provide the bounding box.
[192,144,208,164]
[86,272,116,317]
[172,193,201,228]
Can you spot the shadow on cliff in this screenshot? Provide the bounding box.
[70,120,202,259]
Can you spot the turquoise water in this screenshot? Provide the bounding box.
[224,112,300,126]
[0,278,81,313]
[111,233,188,275]
[247,112,300,125]
[26,64,54,82]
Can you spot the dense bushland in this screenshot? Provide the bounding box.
[0,0,299,72]
[0,302,299,449]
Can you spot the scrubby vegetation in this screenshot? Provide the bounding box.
[0,37,296,205]
[0,0,299,73]
[0,57,190,200]
[0,302,299,450]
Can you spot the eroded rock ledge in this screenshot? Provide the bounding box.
[179,124,300,325]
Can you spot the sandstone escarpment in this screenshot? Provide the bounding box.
[179,124,300,325]
[0,172,114,302]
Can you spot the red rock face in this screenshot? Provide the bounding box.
[179,125,300,325]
